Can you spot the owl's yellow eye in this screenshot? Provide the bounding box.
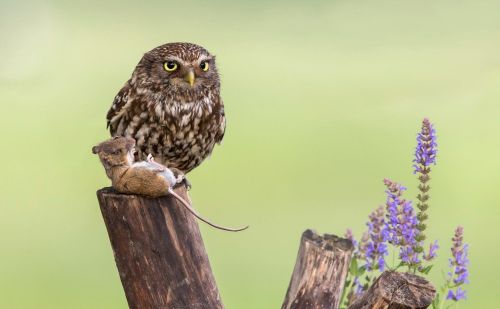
[200,61,209,72]
[164,61,178,72]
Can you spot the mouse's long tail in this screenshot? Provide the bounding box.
[168,188,249,232]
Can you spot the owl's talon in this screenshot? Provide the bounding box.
[174,176,191,190]
[183,178,192,191]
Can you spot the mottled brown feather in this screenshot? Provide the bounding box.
[105,42,226,173]
[106,80,132,130]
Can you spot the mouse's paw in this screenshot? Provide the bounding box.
[147,153,154,162]
[174,173,184,182]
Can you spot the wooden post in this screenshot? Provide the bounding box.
[348,271,436,309]
[282,230,354,309]
[97,186,224,309]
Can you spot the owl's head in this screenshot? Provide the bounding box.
[133,42,219,92]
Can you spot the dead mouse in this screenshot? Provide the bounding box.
[92,136,248,232]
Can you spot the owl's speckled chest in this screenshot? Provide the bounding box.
[115,91,224,173]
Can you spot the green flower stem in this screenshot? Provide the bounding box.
[438,266,456,309]
[339,275,355,309]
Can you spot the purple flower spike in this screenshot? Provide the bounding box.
[383,179,421,267]
[357,232,369,262]
[413,118,438,267]
[365,206,388,271]
[413,118,437,173]
[383,178,407,246]
[446,227,469,302]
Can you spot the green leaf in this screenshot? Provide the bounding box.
[395,261,406,270]
[357,265,366,276]
[419,265,433,275]
[349,258,358,277]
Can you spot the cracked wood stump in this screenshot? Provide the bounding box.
[97,186,224,309]
[348,271,436,309]
[282,230,354,309]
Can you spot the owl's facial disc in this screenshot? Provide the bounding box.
[159,54,215,89]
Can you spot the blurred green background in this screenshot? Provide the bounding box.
[1,0,499,308]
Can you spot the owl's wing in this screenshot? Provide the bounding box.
[106,80,133,135]
[215,97,226,144]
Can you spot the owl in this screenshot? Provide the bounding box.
[106,42,226,174]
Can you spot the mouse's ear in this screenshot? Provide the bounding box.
[92,145,100,154]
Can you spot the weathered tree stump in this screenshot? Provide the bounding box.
[97,186,224,309]
[282,230,354,309]
[348,271,436,309]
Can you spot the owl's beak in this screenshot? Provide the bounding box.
[185,70,195,87]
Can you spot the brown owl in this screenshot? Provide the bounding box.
[106,42,226,174]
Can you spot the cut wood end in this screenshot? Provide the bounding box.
[348,270,436,309]
[380,271,436,307]
[302,229,354,253]
[282,230,354,309]
[97,185,188,199]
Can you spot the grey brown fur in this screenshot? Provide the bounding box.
[92,137,247,232]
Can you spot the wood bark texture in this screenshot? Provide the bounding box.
[282,229,354,309]
[348,271,436,309]
[97,186,224,309]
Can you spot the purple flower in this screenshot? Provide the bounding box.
[413,118,437,174]
[423,240,439,261]
[353,277,364,295]
[357,232,369,262]
[365,206,388,271]
[446,226,469,301]
[447,287,466,301]
[383,179,421,266]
